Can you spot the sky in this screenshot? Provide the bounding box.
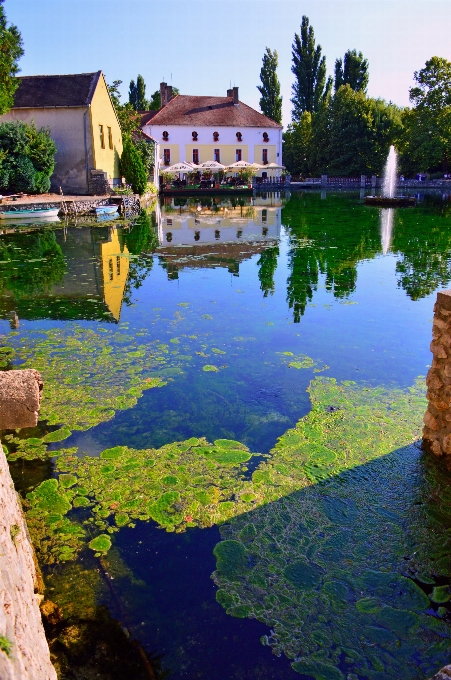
[6,0,451,128]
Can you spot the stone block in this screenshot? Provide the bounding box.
[0,370,43,430]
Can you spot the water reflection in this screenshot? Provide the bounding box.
[380,207,394,255]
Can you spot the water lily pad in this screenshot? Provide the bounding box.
[88,534,111,553]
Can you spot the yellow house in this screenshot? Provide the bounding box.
[0,71,123,194]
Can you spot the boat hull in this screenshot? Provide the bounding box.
[95,206,118,215]
[0,208,60,219]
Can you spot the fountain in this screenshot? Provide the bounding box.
[380,208,394,255]
[364,145,416,206]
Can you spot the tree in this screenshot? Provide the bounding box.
[282,112,313,176]
[108,80,141,137]
[148,86,180,111]
[0,0,24,115]
[120,137,147,194]
[257,246,279,297]
[0,120,56,193]
[400,57,451,173]
[257,47,282,124]
[334,49,369,93]
[129,74,148,110]
[291,15,332,118]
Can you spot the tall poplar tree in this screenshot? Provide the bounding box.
[291,15,332,118]
[334,49,369,93]
[0,0,24,115]
[128,74,148,110]
[257,47,282,124]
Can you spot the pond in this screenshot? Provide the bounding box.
[1,190,451,679]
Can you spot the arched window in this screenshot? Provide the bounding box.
[236,132,242,141]
[162,130,169,141]
[192,131,198,141]
[213,131,219,141]
[166,232,172,242]
[263,132,269,142]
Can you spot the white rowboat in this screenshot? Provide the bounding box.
[0,208,59,219]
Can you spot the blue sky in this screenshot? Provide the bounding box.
[6,0,451,127]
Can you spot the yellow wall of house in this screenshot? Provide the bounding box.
[161,144,180,166]
[254,145,277,165]
[90,75,123,180]
[100,228,130,321]
[185,145,248,166]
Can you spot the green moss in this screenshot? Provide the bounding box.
[214,439,248,451]
[202,364,219,372]
[284,559,322,590]
[213,540,248,579]
[43,426,72,443]
[0,635,13,658]
[291,660,344,680]
[431,586,451,604]
[59,474,77,489]
[88,534,112,553]
[27,479,71,514]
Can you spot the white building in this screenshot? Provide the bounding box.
[141,83,282,176]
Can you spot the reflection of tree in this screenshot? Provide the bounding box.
[282,193,380,321]
[0,230,66,297]
[257,246,279,297]
[123,210,159,304]
[392,197,451,300]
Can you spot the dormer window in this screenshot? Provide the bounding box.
[162,130,169,141]
[236,132,242,141]
[263,132,269,142]
[192,131,198,141]
[213,131,219,141]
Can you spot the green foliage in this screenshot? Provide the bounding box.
[334,49,369,93]
[257,245,279,297]
[128,74,148,110]
[291,15,332,117]
[133,136,156,178]
[257,47,282,124]
[120,137,147,195]
[107,80,141,138]
[0,0,24,115]
[282,113,313,176]
[0,635,12,658]
[399,56,451,173]
[0,120,56,193]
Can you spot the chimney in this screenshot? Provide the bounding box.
[160,82,167,108]
[233,86,239,105]
[227,88,233,98]
[166,85,173,102]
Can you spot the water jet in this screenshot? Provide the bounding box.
[364,146,416,206]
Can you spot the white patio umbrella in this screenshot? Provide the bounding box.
[196,160,226,171]
[225,160,255,170]
[264,162,286,170]
[160,162,195,174]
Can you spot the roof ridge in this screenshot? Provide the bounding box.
[18,72,100,79]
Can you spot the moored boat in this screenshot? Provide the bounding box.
[364,195,416,207]
[94,205,118,215]
[0,207,60,219]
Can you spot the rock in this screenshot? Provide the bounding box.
[429,665,451,679]
[443,435,451,455]
[423,411,439,431]
[430,342,447,359]
[0,369,43,430]
[40,601,63,628]
[0,442,56,679]
[426,372,444,391]
[434,316,448,330]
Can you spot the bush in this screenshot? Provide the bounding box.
[120,138,147,195]
[0,121,56,193]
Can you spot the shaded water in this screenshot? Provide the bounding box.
[2,191,451,678]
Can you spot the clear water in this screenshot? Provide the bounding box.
[2,190,451,678]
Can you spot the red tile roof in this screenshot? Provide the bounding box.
[141,95,282,128]
[11,72,101,108]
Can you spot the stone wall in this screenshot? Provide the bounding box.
[423,290,451,458]
[0,440,56,679]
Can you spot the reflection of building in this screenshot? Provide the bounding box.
[141,83,282,173]
[0,71,123,194]
[156,198,280,279]
[0,226,130,322]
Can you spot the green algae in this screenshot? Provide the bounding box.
[88,534,111,553]
[202,365,219,372]
[211,377,451,677]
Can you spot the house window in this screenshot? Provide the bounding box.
[263,132,269,142]
[236,132,242,142]
[116,256,120,276]
[108,127,113,150]
[193,149,199,164]
[192,131,198,141]
[213,131,219,141]
[215,229,220,240]
[262,209,267,223]
[108,258,113,281]
[194,230,200,241]
[166,232,172,242]
[262,149,268,164]
[214,149,220,163]
[236,149,242,162]
[162,130,169,141]
[164,149,171,165]
[167,218,173,226]
[99,125,105,149]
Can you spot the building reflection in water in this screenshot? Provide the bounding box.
[156,194,282,280]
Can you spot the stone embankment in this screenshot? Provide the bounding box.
[430,666,451,679]
[423,290,451,458]
[0,370,56,679]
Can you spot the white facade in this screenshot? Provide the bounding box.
[142,124,283,174]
